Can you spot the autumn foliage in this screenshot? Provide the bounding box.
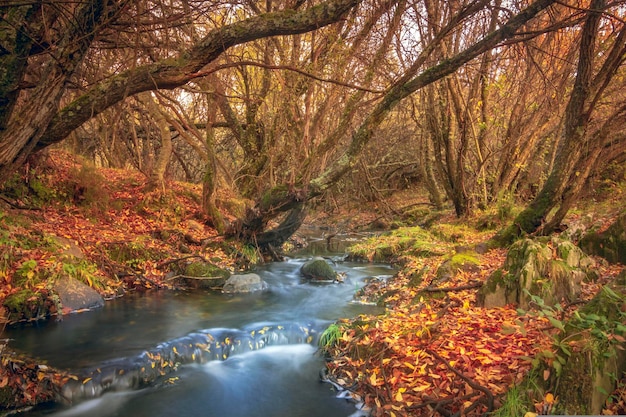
[1,151,625,414]
[322,228,624,416]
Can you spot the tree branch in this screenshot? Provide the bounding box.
[37,0,361,149]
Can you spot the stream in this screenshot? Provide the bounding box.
[5,237,395,417]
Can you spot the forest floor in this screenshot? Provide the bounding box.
[0,150,625,415]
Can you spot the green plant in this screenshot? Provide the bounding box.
[492,385,530,417]
[61,258,107,291]
[518,287,626,378]
[319,323,343,351]
[15,259,40,287]
[240,243,260,265]
[517,291,569,376]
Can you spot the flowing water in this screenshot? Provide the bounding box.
[5,245,394,417]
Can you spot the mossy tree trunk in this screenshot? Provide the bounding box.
[202,92,226,233]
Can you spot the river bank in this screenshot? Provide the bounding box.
[1,151,625,415]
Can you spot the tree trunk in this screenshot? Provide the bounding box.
[137,93,172,193]
[500,0,622,243]
[202,93,225,233]
[0,0,119,181]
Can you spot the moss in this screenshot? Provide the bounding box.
[429,223,482,243]
[301,258,337,281]
[450,251,480,267]
[347,226,446,262]
[4,289,45,321]
[555,348,594,415]
[259,185,290,212]
[104,237,168,269]
[418,289,447,301]
[484,269,507,293]
[184,262,230,279]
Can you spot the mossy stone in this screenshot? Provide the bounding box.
[300,258,337,281]
[182,262,231,289]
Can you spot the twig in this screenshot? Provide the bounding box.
[379,357,393,401]
[133,273,165,289]
[426,348,494,414]
[423,281,484,292]
[163,274,225,282]
[157,254,208,270]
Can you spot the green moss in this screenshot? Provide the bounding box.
[418,289,447,301]
[104,237,168,269]
[347,226,446,261]
[184,262,230,279]
[484,269,514,293]
[450,251,480,267]
[4,289,45,321]
[301,258,337,281]
[259,185,290,212]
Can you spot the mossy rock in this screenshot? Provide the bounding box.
[4,289,46,322]
[477,268,517,308]
[181,261,231,289]
[508,273,626,416]
[478,238,595,309]
[300,257,337,282]
[579,210,626,264]
[435,250,481,283]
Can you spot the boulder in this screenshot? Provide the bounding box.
[300,257,338,282]
[222,273,268,293]
[579,210,626,264]
[179,261,230,289]
[434,250,481,284]
[53,277,104,312]
[477,238,595,309]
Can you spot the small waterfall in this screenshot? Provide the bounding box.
[60,321,323,404]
